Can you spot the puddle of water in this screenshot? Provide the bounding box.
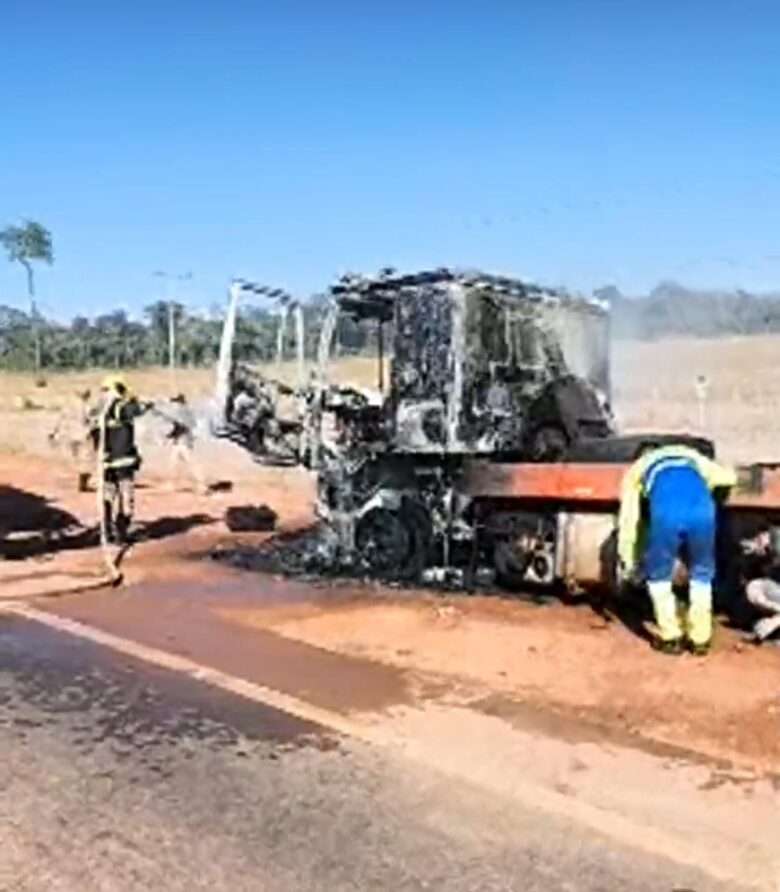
[40,577,415,715]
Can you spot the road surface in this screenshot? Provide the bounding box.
[1,606,743,892]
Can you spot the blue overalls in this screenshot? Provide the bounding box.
[643,458,716,585]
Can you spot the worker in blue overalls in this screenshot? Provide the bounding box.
[618,445,736,655]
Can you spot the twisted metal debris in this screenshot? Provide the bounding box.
[214,268,615,585]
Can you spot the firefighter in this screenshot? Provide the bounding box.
[617,444,736,655]
[90,375,153,544]
[162,393,208,495]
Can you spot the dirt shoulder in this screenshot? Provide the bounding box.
[2,451,779,774]
[0,449,315,591]
[220,592,780,772]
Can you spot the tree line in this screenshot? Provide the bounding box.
[0,219,382,371]
[3,283,780,373]
[5,219,780,372]
[0,299,341,371]
[1,282,777,372]
[597,282,780,340]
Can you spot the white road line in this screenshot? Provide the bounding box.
[0,601,769,890]
[1,602,367,739]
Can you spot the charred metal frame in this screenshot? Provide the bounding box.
[215,269,623,583]
[212,269,780,597]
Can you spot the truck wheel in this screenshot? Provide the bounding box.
[491,513,558,592]
[493,538,532,589]
[355,503,428,581]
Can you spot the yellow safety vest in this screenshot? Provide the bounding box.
[617,445,736,572]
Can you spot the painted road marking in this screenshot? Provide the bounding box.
[0,600,770,890]
[1,602,364,738]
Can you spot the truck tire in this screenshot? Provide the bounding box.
[355,500,429,581]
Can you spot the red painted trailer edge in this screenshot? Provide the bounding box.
[463,461,780,511]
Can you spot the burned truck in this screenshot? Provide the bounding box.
[216,269,780,604]
[325,269,613,461]
[217,269,619,582]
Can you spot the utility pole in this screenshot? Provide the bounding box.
[153,271,191,373]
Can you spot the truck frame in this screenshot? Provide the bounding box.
[214,270,780,597]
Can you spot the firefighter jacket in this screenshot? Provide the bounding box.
[91,395,147,472]
[617,445,736,573]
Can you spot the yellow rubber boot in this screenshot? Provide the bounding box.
[648,581,683,645]
[687,581,713,654]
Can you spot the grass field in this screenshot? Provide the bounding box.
[0,335,776,463]
[0,358,383,460]
[0,357,384,412]
[612,334,780,463]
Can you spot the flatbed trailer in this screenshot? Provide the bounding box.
[462,461,780,591]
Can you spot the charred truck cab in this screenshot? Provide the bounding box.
[275,269,617,582]
[324,270,613,461]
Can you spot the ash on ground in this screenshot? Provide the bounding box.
[209,524,502,594]
[210,524,344,583]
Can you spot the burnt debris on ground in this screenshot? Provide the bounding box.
[208,524,517,596]
[225,505,278,533]
[210,524,342,582]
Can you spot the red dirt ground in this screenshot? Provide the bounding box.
[2,451,779,772]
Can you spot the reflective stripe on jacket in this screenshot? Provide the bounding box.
[617,445,736,572]
[92,396,144,470]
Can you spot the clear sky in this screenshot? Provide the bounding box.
[2,0,779,320]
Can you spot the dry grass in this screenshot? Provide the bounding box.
[0,367,212,457]
[0,337,776,464]
[0,367,216,414]
[0,358,383,458]
[0,357,383,412]
[612,334,780,463]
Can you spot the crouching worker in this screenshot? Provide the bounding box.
[741,525,780,644]
[90,376,153,544]
[618,445,736,655]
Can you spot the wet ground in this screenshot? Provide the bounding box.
[3,453,780,888]
[32,571,418,712]
[0,611,742,892]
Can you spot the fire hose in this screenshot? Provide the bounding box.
[95,401,123,586]
[94,398,174,585]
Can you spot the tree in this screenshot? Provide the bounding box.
[0,220,54,370]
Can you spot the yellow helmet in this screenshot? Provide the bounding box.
[101,374,129,395]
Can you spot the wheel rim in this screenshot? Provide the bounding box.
[356,508,413,574]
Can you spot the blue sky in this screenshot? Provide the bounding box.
[1,0,779,320]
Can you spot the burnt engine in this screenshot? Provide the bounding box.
[220,362,306,465]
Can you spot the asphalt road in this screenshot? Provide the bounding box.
[0,612,737,892]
